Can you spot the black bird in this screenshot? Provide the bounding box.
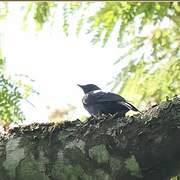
[78,84,140,117]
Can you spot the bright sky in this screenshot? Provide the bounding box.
[0,3,123,123]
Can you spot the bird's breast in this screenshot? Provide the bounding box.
[82,93,95,105]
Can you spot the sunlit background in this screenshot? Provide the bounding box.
[0,2,179,127]
[0,2,123,123]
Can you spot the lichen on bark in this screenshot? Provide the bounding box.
[0,97,179,180]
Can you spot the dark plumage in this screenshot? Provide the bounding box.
[78,84,140,117]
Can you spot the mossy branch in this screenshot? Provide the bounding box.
[0,97,180,180]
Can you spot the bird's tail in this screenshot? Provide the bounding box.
[121,101,141,113]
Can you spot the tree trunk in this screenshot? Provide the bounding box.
[0,97,180,180]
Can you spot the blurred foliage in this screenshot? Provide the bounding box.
[0,2,8,20]
[0,1,180,110]
[33,2,57,30]
[171,176,180,180]
[22,2,57,30]
[0,38,36,128]
[16,1,180,108]
[0,58,25,128]
[0,4,39,128]
[57,2,180,108]
[0,57,37,129]
[1,1,179,108]
[48,104,76,123]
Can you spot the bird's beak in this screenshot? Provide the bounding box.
[77,84,83,88]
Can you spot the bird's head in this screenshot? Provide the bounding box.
[77,84,101,94]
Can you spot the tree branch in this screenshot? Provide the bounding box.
[0,97,180,180]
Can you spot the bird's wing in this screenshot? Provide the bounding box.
[83,91,140,112]
[118,101,140,112]
[83,91,125,105]
[96,91,126,102]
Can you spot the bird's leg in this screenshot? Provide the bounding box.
[92,112,102,124]
[91,114,98,124]
[97,111,101,117]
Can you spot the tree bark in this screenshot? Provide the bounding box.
[0,97,180,180]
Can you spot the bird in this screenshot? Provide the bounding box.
[78,84,140,117]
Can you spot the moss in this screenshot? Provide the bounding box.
[3,137,25,179]
[154,136,163,143]
[64,147,85,164]
[52,150,93,180]
[125,155,142,177]
[89,144,109,164]
[58,130,70,144]
[109,156,123,174]
[94,169,112,180]
[57,150,64,161]
[65,139,85,153]
[16,153,50,180]
[37,151,49,176]
[0,141,5,157]
[64,147,90,176]
[52,159,91,180]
